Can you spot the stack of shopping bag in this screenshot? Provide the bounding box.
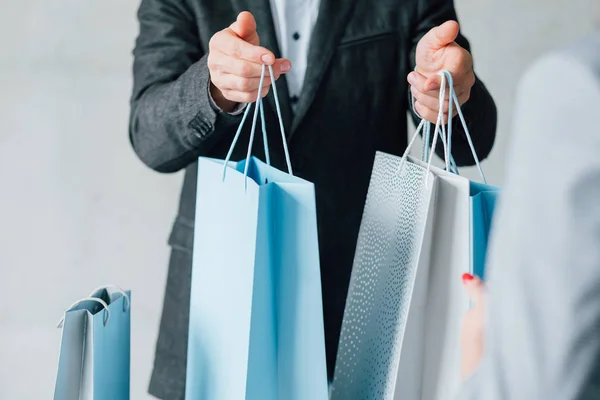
[54,285,131,400]
[331,70,500,400]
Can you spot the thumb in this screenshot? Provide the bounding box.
[462,273,485,306]
[427,20,460,49]
[230,11,258,41]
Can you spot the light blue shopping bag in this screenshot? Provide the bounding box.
[470,182,500,280]
[54,286,131,400]
[185,65,328,400]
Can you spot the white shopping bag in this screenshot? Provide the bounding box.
[396,69,488,400]
[396,158,471,400]
[333,70,488,400]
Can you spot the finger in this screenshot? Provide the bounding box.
[220,86,271,103]
[210,54,291,77]
[273,58,292,73]
[211,30,275,64]
[423,20,460,50]
[411,86,450,113]
[443,44,475,78]
[407,70,429,93]
[423,75,466,96]
[215,73,276,92]
[408,71,462,97]
[462,273,485,306]
[230,11,258,42]
[414,101,442,124]
[411,87,467,115]
[209,52,263,77]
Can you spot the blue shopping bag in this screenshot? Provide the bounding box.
[54,286,131,400]
[470,182,500,280]
[185,65,328,400]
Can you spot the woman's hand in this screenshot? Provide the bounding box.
[460,273,485,380]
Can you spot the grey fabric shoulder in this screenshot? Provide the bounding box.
[456,31,600,400]
[561,31,600,81]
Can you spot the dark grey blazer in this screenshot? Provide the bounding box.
[129,0,497,398]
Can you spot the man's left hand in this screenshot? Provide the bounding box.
[408,21,475,124]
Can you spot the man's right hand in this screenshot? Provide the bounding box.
[207,11,292,112]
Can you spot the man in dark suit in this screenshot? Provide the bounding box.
[129,0,497,398]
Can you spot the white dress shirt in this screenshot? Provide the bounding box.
[269,0,320,111]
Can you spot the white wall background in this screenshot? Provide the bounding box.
[0,0,598,398]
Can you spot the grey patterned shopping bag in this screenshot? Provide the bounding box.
[330,150,437,400]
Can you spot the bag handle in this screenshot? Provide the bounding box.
[435,70,486,183]
[405,70,487,183]
[401,68,456,184]
[398,80,452,187]
[222,64,293,185]
[57,297,110,328]
[88,284,131,312]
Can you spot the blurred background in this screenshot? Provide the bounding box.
[0,0,598,398]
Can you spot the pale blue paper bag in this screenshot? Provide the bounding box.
[54,286,131,400]
[185,65,328,400]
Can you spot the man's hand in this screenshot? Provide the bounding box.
[460,273,485,381]
[207,12,292,112]
[408,21,475,123]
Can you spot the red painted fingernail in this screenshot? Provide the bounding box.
[462,273,474,283]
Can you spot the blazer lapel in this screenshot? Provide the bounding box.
[232,0,294,135]
[290,0,358,135]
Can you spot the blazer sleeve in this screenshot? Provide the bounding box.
[457,52,600,399]
[408,0,497,166]
[129,0,242,173]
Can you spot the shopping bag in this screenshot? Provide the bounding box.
[185,65,328,400]
[404,70,501,400]
[54,286,131,400]
[330,127,438,399]
[332,70,500,400]
[406,157,471,400]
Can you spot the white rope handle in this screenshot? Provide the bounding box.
[88,284,130,312]
[57,297,110,328]
[258,97,270,166]
[398,81,451,187]
[409,70,487,184]
[439,70,487,183]
[222,64,293,185]
[424,71,452,183]
[401,69,495,190]
[413,70,487,183]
